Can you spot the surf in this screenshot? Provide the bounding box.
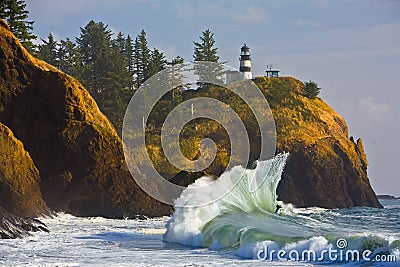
[164,153,400,264]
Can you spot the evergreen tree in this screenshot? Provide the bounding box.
[76,20,114,95]
[125,35,134,89]
[0,0,36,52]
[133,29,151,89]
[37,33,58,65]
[148,48,167,77]
[57,38,82,77]
[193,29,220,62]
[193,29,224,87]
[303,80,321,99]
[111,32,132,90]
[76,21,136,135]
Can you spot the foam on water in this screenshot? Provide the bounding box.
[164,154,400,265]
[1,153,399,266]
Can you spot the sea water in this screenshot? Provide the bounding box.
[0,154,399,266]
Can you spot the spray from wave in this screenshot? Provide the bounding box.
[163,153,399,265]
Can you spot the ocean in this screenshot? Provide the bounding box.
[1,154,399,266]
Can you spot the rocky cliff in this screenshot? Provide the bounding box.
[0,122,49,217]
[145,77,382,209]
[0,22,172,221]
[0,122,50,237]
[256,77,382,208]
[0,19,381,238]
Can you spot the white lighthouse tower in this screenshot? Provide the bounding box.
[239,44,252,79]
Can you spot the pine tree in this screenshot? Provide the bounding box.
[111,32,132,90]
[193,29,220,63]
[148,48,167,77]
[37,33,58,65]
[303,80,321,99]
[125,35,135,90]
[76,20,114,95]
[76,21,137,135]
[57,38,82,77]
[0,0,36,52]
[133,29,151,89]
[193,29,224,87]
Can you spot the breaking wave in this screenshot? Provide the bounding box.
[164,153,400,265]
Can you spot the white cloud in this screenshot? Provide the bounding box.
[359,97,391,114]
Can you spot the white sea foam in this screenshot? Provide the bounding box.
[164,154,400,265]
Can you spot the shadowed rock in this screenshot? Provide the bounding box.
[0,122,50,217]
[0,24,172,218]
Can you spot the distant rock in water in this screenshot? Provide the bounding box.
[0,23,172,219]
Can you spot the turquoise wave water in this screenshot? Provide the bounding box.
[164,154,400,266]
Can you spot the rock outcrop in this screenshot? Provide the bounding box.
[0,122,50,238]
[146,76,382,209]
[258,77,382,209]
[0,207,48,239]
[0,122,50,217]
[0,22,172,218]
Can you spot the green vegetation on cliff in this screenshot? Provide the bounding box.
[142,76,381,209]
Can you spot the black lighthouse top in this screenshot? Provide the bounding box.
[241,44,250,55]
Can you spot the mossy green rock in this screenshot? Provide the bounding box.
[0,25,171,217]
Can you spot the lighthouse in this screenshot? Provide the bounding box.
[239,44,252,79]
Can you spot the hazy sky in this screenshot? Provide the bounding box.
[26,0,400,196]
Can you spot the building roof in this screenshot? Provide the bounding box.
[241,44,250,51]
[266,69,280,72]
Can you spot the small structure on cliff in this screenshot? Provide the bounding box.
[226,44,253,83]
[265,64,280,78]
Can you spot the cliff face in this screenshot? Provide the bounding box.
[0,122,50,217]
[146,77,382,209]
[259,76,381,208]
[0,23,172,218]
[0,122,50,238]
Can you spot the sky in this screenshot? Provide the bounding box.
[26,0,400,196]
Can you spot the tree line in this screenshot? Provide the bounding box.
[36,22,187,132]
[1,0,321,135]
[1,0,223,135]
[35,23,222,134]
